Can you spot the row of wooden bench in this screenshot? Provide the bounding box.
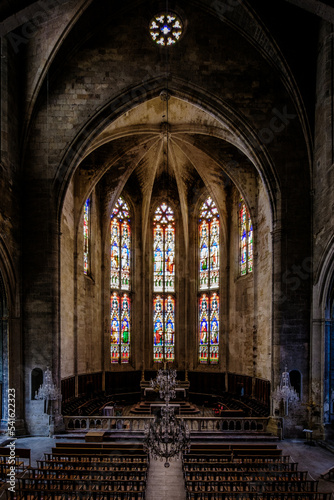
[186,494,332,500]
[37,459,148,472]
[183,461,299,472]
[3,444,149,500]
[16,477,146,492]
[182,446,333,500]
[34,465,147,479]
[184,455,291,464]
[184,471,309,481]
[21,466,146,481]
[186,480,319,493]
[44,453,148,464]
[7,493,146,499]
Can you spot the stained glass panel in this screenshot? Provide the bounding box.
[153,203,175,363]
[149,13,183,46]
[110,293,120,363]
[165,224,175,292]
[239,198,253,276]
[153,296,164,362]
[199,221,209,290]
[210,293,219,364]
[121,294,130,363]
[121,221,130,290]
[240,202,247,276]
[248,213,253,274]
[164,296,175,361]
[154,225,164,292]
[210,218,219,289]
[199,294,209,363]
[111,219,120,288]
[83,198,90,275]
[199,197,220,364]
[110,197,131,364]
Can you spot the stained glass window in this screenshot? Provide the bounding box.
[239,198,253,276]
[198,197,220,364]
[110,197,131,364]
[153,203,175,363]
[149,13,183,46]
[83,198,90,275]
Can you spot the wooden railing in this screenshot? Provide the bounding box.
[63,415,283,438]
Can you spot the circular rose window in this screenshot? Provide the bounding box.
[149,13,183,46]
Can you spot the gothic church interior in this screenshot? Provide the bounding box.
[0,0,333,441]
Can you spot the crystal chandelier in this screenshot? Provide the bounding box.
[272,365,299,416]
[35,367,62,402]
[150,366,177,403]
[144,368,191,467]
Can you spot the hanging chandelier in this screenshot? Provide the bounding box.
[35,367,62,402]
[144,368,191,467]
[150,366,177,403]
[272,365,299,416]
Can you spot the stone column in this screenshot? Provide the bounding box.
[312,20,334,439]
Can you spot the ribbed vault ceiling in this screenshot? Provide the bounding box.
[74,95,259,254]
[81,95,257,204]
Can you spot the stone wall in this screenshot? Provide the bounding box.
[0,0,317,434]
[312,21,334,436]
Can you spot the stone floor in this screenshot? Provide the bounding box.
[146,457,186,500]
[277,439,334,493]
[0,436,334,497]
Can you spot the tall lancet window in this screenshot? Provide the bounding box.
[110,197,131,364]
[198,196,219,364]
[83,197,90,275]
[239,198,253,276]
[153,203,175,363]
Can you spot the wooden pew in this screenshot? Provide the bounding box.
[37,458,148,472]
[0,447,31,467]
[185,479,318,493]
[184,470,308,482]
[27,466,147,481]
[186,493,332,500]
[55,442,144,451]
[182,460,299,472]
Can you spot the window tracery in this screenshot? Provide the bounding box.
[153,203,175,362]
[198,197,220,364]
[110,197,131,364]
[149,13,183,46]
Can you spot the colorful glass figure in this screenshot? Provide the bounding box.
[120,294,130,363]
[164,296,175,361]
[153,203,175,362]
[210,293,219,364]
[110,293,120,363]
[239,198,253,276]
[110,197,131,364]
[83,198,90,275]
[198,197,220,364]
